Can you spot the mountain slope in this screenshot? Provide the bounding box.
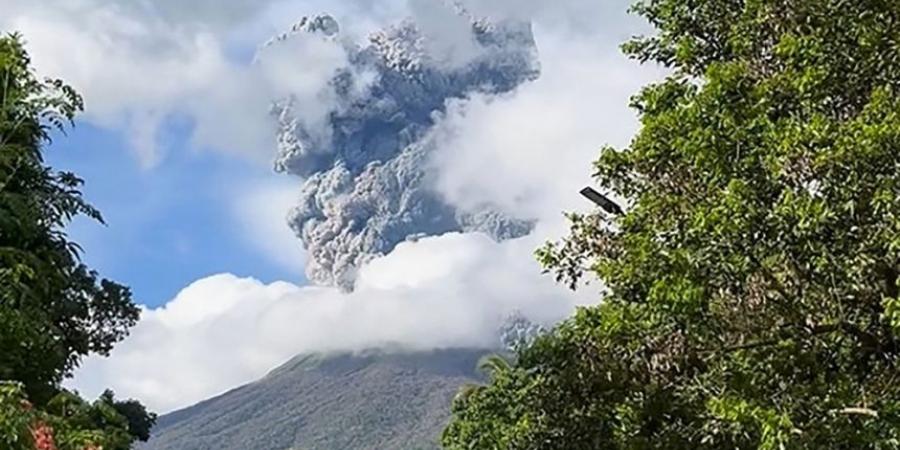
[139,349,489,450]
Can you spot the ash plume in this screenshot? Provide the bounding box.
[263,7,541,289]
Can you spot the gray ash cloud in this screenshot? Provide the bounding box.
[263,9,540,289]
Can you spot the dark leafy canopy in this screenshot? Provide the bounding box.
[45,389,157,449]
[0,33,140,402]
[444,1,900,449]
[0,32,155,448]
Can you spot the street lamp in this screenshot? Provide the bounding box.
[580,187,623,216]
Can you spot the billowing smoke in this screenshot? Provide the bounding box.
[261,7,541,289]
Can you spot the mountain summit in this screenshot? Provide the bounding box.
[138,349,488,450]
[139,315,544,449]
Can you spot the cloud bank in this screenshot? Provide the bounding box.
[0,0,356,167]
[74,232,587,413]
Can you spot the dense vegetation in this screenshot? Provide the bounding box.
[0,33,155,449]
[443,0,900,448]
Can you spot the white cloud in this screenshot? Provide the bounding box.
[407,0,484,68]
[0,0,648,167]
[459,0,643,37]
[70,232,588,413]
[0,0,353,167]
[232,180,307,275]
[427,26,665,229]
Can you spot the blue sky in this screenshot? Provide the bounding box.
[47,121,304,308]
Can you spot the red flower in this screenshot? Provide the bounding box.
[30,421,58,450]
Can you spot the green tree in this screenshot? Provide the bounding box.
[45,389,156,450]
[444,0,900,448]
[0,33,139,403]
[0,33,155,448]
[0,382,154,450]
[99,391,156,443]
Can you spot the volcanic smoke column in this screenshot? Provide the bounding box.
[264,11,541,290]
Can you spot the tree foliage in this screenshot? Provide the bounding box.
[443,0,900,448]
[0,33,140,403]
[0,382,155,450]
[0,33,155,449]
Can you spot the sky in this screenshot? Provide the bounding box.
[48,121,306,307]
[1,0,664,413]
